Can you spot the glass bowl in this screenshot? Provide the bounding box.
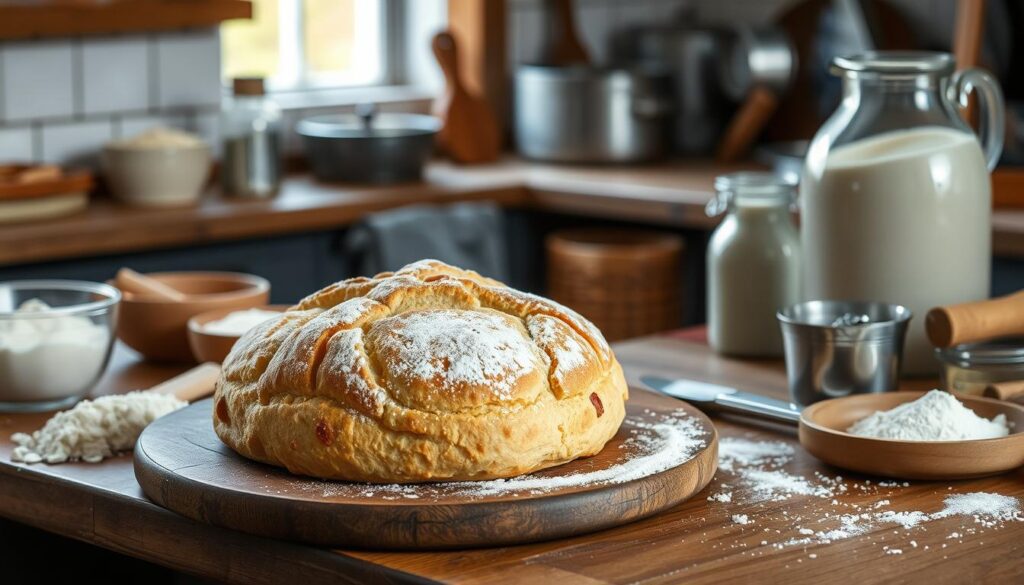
[0,280,120,412]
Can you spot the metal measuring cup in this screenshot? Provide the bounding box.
[777,300,912,406]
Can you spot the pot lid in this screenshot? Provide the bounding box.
[296,105,441,139]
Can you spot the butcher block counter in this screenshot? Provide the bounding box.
[1,333,1022,584]
[6,158,1024,267]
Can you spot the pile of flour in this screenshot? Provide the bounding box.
[848,390,1009,441]
[11,391,186,463]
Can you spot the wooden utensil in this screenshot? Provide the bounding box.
[147,362,221,402]
[134,390,717,549]
[116,267,188,302]
[431,31,501,164]
[715,85,780,163]
[925,290,1024,348]
[983,380,1024,402]
[645,377,1024,480]
[543,0,590,66]
[953,0,986,122]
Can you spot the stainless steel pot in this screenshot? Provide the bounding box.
[514,65,673,163]
[296,106,441,184]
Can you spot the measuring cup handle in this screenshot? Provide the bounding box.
[949,67,1005,171]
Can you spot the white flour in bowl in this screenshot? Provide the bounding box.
[0,299,111,401]
[11,391,186,463]
[847,390,1009,441]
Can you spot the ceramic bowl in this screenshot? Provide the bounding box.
[102,143,211,207]
[113,272,270,362]
[187,305,289,364]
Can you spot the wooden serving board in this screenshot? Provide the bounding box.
[134,389,718,550]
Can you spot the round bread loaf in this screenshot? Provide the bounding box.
[213,260,629,483]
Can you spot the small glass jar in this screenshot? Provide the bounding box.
[936,340,1024,395]
[706,172,801,357]
[221,77,283,198]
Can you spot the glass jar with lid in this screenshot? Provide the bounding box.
[801,51,1004,375]
[706,172,802,357]
[221,77,283,198]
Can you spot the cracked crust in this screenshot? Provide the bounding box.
[213,260,629,483]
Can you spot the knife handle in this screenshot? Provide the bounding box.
[714,391,802,424]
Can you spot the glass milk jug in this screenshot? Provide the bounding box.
[801,52,1004,375]
[707,173,802,357]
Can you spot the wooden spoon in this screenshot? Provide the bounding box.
[644,377,1024,480]
[431,31,501,164]
[543,0,590,66]
[115,267,188,302]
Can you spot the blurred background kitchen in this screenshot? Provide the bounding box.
[4,0,1024,581]
[1,0,1024,345]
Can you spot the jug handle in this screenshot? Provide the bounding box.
[948,68,1005,171]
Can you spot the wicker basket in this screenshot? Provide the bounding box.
[546,229,684,342]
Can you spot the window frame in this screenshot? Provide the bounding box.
[226,0,408,95]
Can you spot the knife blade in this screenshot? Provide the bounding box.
[641,376,803,424]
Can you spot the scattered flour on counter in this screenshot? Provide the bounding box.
[708,437,1024,557]
[10,391,186,463]
[932,493,1023,527]
[848,390,1009,441]
[739,469,833,501]
[717,437,794,472]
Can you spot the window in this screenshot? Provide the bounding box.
[222,0,390,91]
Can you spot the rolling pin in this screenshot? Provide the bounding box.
[926,290,1024,348]
[148,362,221,402]
[983,380,1024,402]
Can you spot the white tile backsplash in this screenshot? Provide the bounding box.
[41,119,112,167]
[1,40,75,122]
[0,126,35,161]
[81,36,151,115]
[155,30,222,110]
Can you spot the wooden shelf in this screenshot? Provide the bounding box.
[0,0,251,41]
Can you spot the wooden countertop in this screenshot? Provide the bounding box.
[0,159,755,267]
[1,338,1021,584]
[5,158,1024,265]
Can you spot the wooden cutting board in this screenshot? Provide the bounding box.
[134,389,718,550]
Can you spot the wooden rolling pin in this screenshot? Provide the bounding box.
[148,362,221,402]
[926,290,1024,348]
[983,380,1024,402]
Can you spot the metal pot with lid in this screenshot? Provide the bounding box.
[513,65,674,163]
[297,104,441,184]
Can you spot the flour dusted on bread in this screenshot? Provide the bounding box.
[213,260,629,483]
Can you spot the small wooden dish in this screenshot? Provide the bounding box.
[112,272,270,363]
[188,305,289,363]
[799,391,1024,480]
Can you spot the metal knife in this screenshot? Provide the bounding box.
[641,376,803,424]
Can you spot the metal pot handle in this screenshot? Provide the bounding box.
[632,95,674,119]
[947,67,1005,171]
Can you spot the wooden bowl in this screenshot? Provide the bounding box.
[188,305,289,363]
[114,272,270,363]
[799,391,1024,480]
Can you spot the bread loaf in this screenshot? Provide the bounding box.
[213,260,628,483]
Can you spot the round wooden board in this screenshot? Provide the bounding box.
[134,390,718,550]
